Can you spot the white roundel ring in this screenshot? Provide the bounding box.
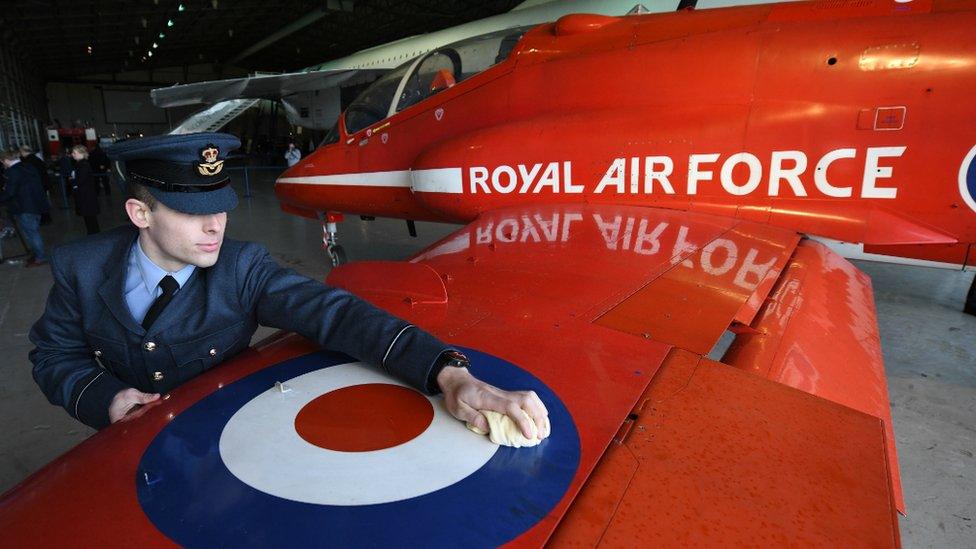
[959,144,976,214]
[218,363,499,505]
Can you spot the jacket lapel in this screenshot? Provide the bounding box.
[98,227,146,335]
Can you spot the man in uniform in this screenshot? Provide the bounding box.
[29,133,550,441]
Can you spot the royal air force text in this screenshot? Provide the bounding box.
[467,147,905,198]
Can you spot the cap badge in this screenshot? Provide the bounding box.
[197,144,224,176]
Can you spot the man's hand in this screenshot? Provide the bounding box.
[437,366,550,440]
[109,388,161,424]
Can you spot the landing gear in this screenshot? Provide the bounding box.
[318,211,347,267]
[328,244,347,267]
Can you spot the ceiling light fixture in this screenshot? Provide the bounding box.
[153,42,158,48]
[167,19,174,27]
[148,50,153,57]
[159,32,166,39]
[178,4,185,12]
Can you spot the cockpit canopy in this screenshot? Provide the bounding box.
[343,26,529,135]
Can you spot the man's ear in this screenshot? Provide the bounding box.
[125,198,151,229]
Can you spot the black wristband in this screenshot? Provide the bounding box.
[427,350,470,393]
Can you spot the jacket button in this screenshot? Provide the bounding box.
[144,341,157,352]
[153,371,164,381]
[93,350,103,357]
[209,348,217,357]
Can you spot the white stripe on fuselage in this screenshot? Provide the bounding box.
[411,168,463,194]
[277,170,411,188]
[277,168,464,193]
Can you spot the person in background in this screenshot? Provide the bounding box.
[58,148,74,197]
[284,141,301,167]
[69,145,100,235]
[19,144,53,193]
[89,144,111,196]
[0,148,50,266]
[19,145,54,225]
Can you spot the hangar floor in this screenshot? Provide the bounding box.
[0,172,972,547]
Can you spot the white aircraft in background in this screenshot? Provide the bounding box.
[154,0,788,133]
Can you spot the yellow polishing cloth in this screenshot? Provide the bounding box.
[466,409,549,448]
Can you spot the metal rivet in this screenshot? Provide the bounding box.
[93,350,103,357]
[209,348,217,357]
[144,341,157,352]
[152,371,164,381]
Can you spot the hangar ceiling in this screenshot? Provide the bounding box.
[1,0,523,81]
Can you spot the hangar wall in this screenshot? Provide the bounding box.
[46,63,246,139]
[0,42,47,151]
[47,82,171,138]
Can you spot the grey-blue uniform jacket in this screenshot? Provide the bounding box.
[29,225,450,429]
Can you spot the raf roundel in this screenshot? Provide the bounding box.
[136,349,580,547]
[959,144,976,214]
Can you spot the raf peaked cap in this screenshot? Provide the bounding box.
[106,132,240,215]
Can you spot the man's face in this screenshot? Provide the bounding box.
[136,201,227,271]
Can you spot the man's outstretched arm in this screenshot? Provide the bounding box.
[240,243,550,441]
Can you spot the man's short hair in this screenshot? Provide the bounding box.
[70,144,89,159]
[127,181,157,210]
[18,144,33,155]
[1,149,20,162]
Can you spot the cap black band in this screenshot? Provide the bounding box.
[126,158,230,192]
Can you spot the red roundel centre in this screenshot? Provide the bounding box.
[294,383,434,452]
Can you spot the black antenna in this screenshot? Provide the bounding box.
[677,0,698,10]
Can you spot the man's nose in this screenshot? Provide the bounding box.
[203,214,222,233]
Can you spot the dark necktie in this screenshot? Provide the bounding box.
[142,275,179,330]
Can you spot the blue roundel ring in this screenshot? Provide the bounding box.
[136,348,581,548]
[959,144,976,214]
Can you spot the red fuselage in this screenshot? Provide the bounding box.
[276,0,976,266]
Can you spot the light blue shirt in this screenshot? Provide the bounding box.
[124,239,197,324]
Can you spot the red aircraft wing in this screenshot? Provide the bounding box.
[328,203,901,546]
[0,204,899,546]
